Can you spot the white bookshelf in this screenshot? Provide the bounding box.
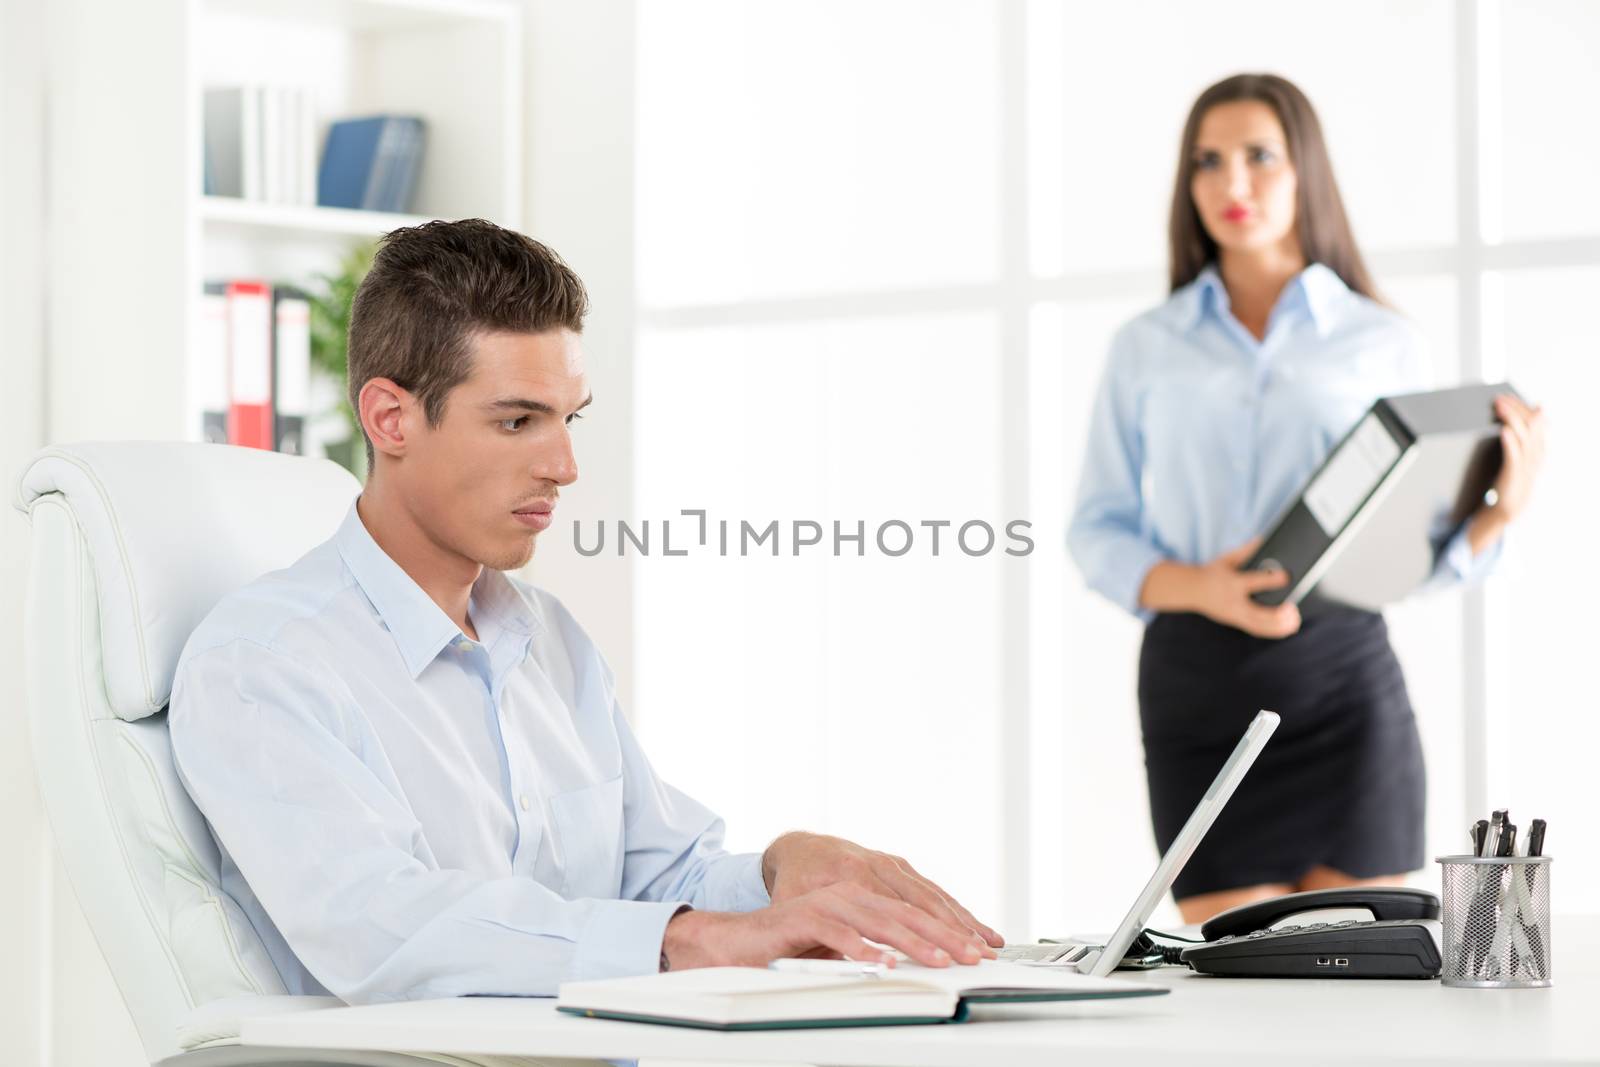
[198,195,434,239]
[35,0,521,458]
[187,0,523,461]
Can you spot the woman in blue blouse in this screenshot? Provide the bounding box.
[1068,73,1547,924]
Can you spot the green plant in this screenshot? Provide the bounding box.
[307,241,375,475]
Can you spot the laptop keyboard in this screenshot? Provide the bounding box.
[996,942,1092,964]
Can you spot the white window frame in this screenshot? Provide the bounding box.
[634,0,1600,934]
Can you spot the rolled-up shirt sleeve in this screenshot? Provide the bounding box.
[1393,330,1508,596]
[1420,521,1506,594]
[171,640,687,1003]
[1067,329,1167,620]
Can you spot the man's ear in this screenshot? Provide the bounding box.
[359,377,415,462]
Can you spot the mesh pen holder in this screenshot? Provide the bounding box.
[1436,855,1553,988]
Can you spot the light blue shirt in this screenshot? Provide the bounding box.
[1067,263,1499,620]
[171,501,769,1004]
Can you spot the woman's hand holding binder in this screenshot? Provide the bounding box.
[1140,538,1303,639]
[1461,394,1547,558]
[1485,394,1547,524]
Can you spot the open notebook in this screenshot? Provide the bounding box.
[556,959,1167,1030]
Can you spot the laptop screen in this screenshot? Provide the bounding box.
[1087,709,1281,977]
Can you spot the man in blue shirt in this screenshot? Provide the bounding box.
[170,220,1001,1005]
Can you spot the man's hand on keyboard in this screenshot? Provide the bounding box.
[660,882,993,971]
[759,831,1004,951]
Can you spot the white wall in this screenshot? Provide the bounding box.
[5,0,192,1062]
[517,0,640,714]
[2,2,52,1062]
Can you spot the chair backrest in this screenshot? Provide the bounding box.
[15,442,359,1063]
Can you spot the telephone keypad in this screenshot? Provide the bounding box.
[1244,918,1437,943]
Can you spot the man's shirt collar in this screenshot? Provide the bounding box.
[335,500,542,678]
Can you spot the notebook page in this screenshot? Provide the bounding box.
[893,958,1156,996]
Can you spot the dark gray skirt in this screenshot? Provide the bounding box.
[1137,605,1425,901]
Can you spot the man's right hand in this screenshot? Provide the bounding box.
[660,883,992,971]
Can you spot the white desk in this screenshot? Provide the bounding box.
[243,916,1600,1067]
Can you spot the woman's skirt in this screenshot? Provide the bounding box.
[1137,605,1425,900]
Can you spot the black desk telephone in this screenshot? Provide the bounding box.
[1175,887,1442,979]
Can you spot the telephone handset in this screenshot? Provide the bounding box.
[1200,887,1441,942]
[1180,886,1443,979]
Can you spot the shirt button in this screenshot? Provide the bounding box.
[518,794,531,812]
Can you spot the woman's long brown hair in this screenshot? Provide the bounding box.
[1168,73,1380,302]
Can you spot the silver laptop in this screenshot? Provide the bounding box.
[998,709,1280,977]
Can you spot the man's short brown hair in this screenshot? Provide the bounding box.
[347,219,590,466]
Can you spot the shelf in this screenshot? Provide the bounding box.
[204,0,517,34]
[199,196,436,239]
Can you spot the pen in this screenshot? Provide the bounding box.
[1505,830,1538,979]
[1487,816,1519,977]
[1468,812,1507,976]
[1521,819,1549,979]
[769,959,890,979]
[1484,811,1505,859]
[1498,824,1520,974]
[1471,819,1489,857]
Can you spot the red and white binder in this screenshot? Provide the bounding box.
[225,280,274,449]
[273,289,312,454]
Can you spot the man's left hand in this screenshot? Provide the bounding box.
[761,832,1004,951]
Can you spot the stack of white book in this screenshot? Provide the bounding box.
[203,85,319,207]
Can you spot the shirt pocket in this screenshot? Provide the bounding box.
[548,775,625,900]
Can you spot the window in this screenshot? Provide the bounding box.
[635,0,1599,930]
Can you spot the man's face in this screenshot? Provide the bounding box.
[398,329,589,572]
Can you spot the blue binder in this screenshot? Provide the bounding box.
[318,116,425,212]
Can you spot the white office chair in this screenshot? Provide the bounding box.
[16,442,588,1067]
